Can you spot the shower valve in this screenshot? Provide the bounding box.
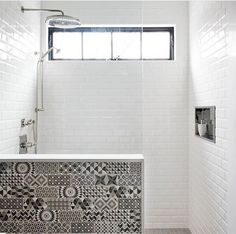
[21,118,35,127]
[20,142,36,149]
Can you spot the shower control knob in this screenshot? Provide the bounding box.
[21,119,35,127]
[20,142,36,149]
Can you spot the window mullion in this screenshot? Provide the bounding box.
[111,32,113,60]
[82,32,84,60]
[140,30,142,60]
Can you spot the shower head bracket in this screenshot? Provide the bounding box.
[21,6,64,16]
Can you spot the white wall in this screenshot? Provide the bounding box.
[189,1,233,233]
[38,61,142,153]
[0,1,40,153]
[40,1,189,229]
[227,3,236,233]
[142,1,189,229]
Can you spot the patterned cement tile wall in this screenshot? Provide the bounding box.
[0,161,142,233]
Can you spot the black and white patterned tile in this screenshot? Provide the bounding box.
[106,162,130,174]
[71,197,95,210]
[0,162,11,174]
[80,185,108,198]
[81,162,107,174]
[95,197,118,210]
[95,221,119,233]
[82,210,106,221]
[130,209,141,222]
[58,210,83,222]
[0,210,11,221]
[47,221,71,233]
[35,162,58,174]
[71,222,95,233]
[48,175,70,186]
[23,198,47,210]
[0,160,142,234]
[0,221,24,233]
[95,174,118,186]
[24,174,48,186]
[118,199,141,210]
[0,210,36,222]
[47,198,71,210]
[128,186,142,198]
[0,174,24,186]
[0,198,23,209]
[106,185,130,198]
[59,162,82,174]
[11,210,36,221]
[35,186,59,198]
[11,186,35,198]
[0,186,12,198]
[72,174,95,186]
[12,162,34,174]
[24,221,47,233]
[36,210,58,222]
[119,174,142,186]
[105,210,130,222]
[118,221,142,233]
[130,162,142,174]
[60,186,80,198]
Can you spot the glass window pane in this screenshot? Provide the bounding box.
[113,32,140,59]
[142,32,170,59]
[53,32,82,59]
[83,32,111,59]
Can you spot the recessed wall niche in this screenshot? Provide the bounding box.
[195,106,216,143]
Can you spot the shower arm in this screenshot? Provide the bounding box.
[21,6,64,16]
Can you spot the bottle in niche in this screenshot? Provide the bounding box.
[198,120,207,137]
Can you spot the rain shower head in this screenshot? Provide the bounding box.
[45,15,81,28]
[21,6,81,29]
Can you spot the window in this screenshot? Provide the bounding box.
[142,32,170,59]
[53,32,82,59]
[48,27,174,60]
[113,32,141,59]
[83,32,111,59]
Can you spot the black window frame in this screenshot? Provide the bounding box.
[48,26,175,61]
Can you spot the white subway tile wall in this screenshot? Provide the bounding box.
[143,62,188,229]
[38,62,142,153]
[189,2,229,234]
[40,1,189,229]
[142,2,189,229]
[0,1,40,153]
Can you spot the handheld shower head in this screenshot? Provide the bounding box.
[40,47,60,61]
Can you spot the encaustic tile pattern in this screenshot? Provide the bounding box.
[0,161,142,233]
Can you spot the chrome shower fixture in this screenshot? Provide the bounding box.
[40,47,60,61]
[34,47,60,153]
[21,118,35,128]
[21,6,81,28]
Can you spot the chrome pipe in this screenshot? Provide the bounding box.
[21,6,64,15]
[34,47,60,154]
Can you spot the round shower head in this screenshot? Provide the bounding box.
[45,15,81,28]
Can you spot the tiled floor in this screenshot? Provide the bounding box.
[145,229,191,234]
